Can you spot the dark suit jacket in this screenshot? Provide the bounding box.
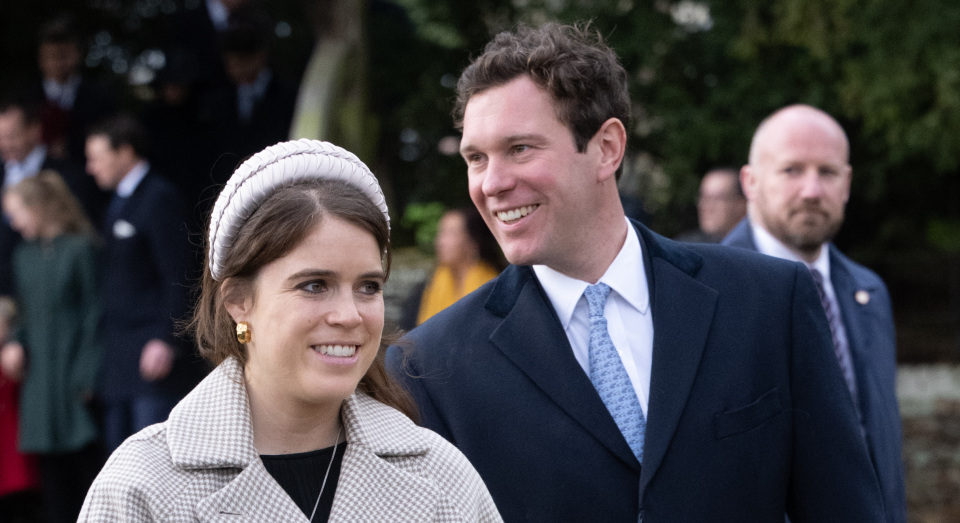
[0,154,108,295]
[98,170,196,401]
[165,2,225,86]
[722,218,906,523]
[386,221,885,523]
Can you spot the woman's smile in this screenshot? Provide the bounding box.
[312,344,359,357]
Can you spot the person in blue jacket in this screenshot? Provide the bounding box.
[723,104,906,523]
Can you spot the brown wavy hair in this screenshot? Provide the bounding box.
[453,22,631,179]
[187,178,417,422]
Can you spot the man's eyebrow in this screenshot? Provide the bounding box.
[460,133,548,155]
[502,133,546,144]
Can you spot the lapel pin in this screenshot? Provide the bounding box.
[855,290,870,305]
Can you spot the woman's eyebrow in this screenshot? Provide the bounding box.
[286,269,337,282]
[358,270,387,281]
[286,269,386,282]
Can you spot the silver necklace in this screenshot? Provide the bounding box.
[308,424,343,523]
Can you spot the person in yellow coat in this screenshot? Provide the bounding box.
[415,207,505,326]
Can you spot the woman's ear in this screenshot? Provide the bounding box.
[221,278,253,323]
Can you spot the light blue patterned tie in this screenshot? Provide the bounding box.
[585,283,646,463]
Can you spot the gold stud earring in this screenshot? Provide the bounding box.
[236,322,251,344]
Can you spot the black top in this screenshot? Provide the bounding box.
[261,442,347,521]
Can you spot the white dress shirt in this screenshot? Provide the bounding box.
[237,69,273,122]
[750,219,850,351]
[43,75,81,110]
[533,218,654,416]
[206,0,230,31]
[4,145,47,188]
[116,161,150,197]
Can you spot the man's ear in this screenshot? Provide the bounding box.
[740,164,757,202]
[118,143,139,163]
[594,117,627,183]
[221,278,252,324]
[841,165,852,204]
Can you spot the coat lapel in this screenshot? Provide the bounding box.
[178,360,444,521]
[486,266,641,471]
[169,359,307,521]
[829,247,880,418]
[720,218,757,250]
[196,461,308,522]
[328,393,440,521]
[328,443,441,522]
[636,227,718,492]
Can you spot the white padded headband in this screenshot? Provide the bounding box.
[208,139,389,281]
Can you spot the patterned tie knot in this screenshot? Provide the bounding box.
[583,283,612,318]
[809,267,824,285]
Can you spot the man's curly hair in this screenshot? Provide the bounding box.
[453,23,630,162]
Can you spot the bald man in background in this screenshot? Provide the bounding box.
[723,105,906,523]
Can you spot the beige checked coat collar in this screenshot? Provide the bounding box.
[165,358,472,522]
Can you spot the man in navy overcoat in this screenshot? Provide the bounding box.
[85,115,197,452]
[387,24,885,523]
[722,105,906,523]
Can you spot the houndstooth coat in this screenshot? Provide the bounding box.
[79,358,503,522]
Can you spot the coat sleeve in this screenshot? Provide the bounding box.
[78,425,176,522]
[78,477,156,522]
[385,342,456,443]
[785,264,886,522]
[419,431,504,523]
[144,184,192,350]
[70,237,103,395]
[78,452,157,522]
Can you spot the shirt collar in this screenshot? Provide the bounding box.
[239,68,272,96]
[42,76,81,110]
[115,161,150,198]
[206,0,230,31]
[750,217,830,279]
[4,145,47,179]
[533,217,650,330]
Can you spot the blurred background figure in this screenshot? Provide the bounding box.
[0,297,42,523]
[85,115,196,453]
[723,104,906,523]
[166,0,250,87]
[0,172,102,523]
[34,14,118,163]
[200,8,296,186]
[400,207,504,330]
[0,96,106,296]
[141,48,208,233]
[676,168,746,244]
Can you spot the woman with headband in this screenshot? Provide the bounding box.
[79,140,502,522]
